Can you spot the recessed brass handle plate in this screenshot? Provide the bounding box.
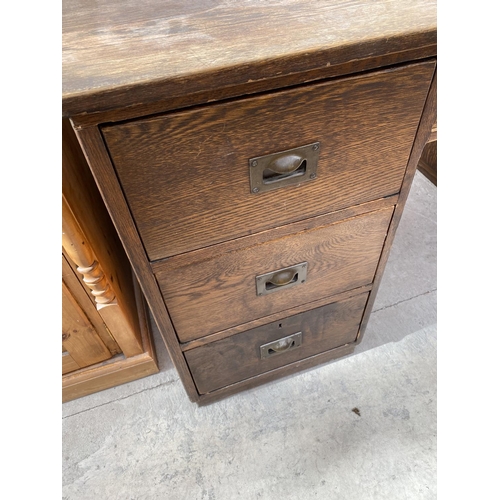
[256,262,308,296]
[260,332,303,359]
[249,142,320,194]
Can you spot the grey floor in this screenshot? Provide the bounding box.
[62,171,437,500]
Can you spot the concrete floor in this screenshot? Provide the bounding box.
[62,171,437,500]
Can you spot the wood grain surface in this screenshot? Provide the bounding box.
[62,279,159,401]
[62,0,436,115]
[186,292,368,394]
[62,352,80,375]
[63,119,144,355]
[356,68,437,346]
[417,140,437,186]
[155,207,393,342]
[103,61,434,260]
[73,125,202,401]
[62,252,119,355]
[180,284,373,351]
[62,281,112,367]
[198,343,356,405]
[70,48,436,129]
[62,0,437,403]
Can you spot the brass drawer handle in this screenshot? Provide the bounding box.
[267,154,304,175]
[249,142,320,194]
[256,262,307,296]
[268,269,297,287]
[260,332,303,359]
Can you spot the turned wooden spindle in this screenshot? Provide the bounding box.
[62,197,115,306]
[62,195,142,357]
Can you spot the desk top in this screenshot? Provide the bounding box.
[62,0,436,117]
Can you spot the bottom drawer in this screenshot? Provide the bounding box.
[185,292,369,394]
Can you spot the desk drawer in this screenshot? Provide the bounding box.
[185,292,369,394]
[102,61,434,261]
[154,206,393,342]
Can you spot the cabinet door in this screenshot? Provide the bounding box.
[62,255,113,374]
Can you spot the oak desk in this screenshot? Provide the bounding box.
[63,0,437,404]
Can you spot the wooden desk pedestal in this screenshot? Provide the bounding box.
[63,0,436,404]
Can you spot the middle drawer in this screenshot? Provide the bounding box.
[153,206,393,342]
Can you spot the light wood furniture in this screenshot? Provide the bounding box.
[62,0,437,404]
[62,119,158,402]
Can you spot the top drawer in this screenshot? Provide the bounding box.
[102,61,434,261]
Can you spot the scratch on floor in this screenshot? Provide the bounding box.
[63,379,178,419]
[372,289,436,314]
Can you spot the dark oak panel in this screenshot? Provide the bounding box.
[70,47,437,128]
[63,0,437,404]
[186,292,368,394]
[73,126,202,402]
[103,61,434,260]
[155,207,393,341]
[356,69,436,347]
[198,343,356,405]
[180,284,373,351]
[62,0,436,115]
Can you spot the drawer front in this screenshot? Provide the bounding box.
[154,207,393,342]
[102,61,435,261]
[185,292,369,394]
